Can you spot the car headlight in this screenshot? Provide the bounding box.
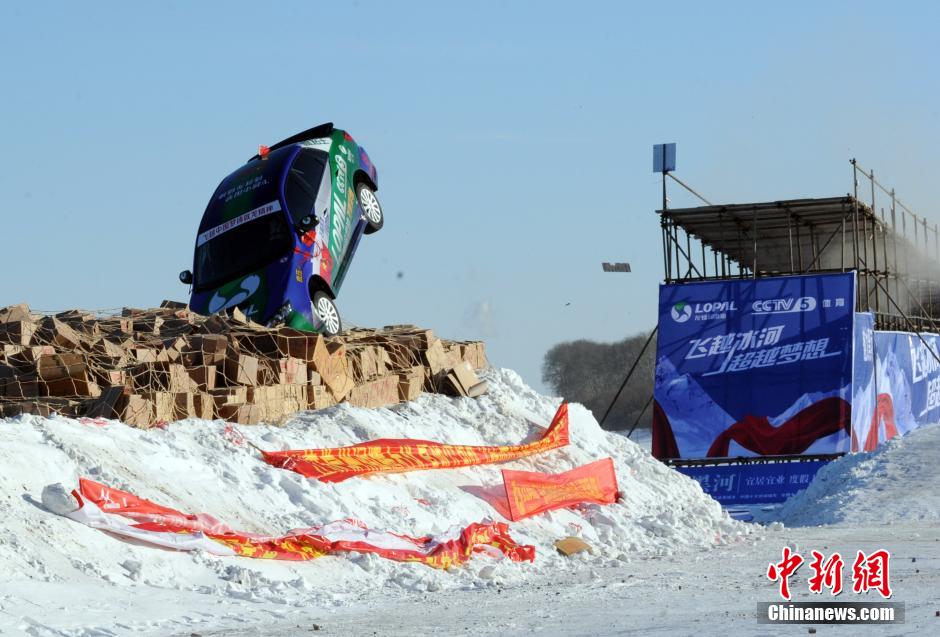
[266,301,293,327]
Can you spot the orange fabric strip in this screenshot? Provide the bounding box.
[503,458,619,521]
[73,478,535,568]
[262,403,571,482]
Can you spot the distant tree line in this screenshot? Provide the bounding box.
[541,330,656,431]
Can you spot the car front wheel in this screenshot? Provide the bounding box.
[357,183,384,234]
[312,292,342,336]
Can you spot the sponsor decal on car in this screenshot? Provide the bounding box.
[197,201,282,247]
[300,138,332,150]
[331,152,349,252]
[207,274,263,315]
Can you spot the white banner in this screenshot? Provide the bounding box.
[197,200,282,247]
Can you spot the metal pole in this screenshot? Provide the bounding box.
[673,219,680,283]
[752,208,758,278]
[891,190,899,327]
[701,240,707,279]
[796,219,803,271]
[810,225,819,273]
[598,326,658,429]
[841,213,846,272]
[788,212,795,272]
[625,394,654,439]
[720,213,727,277]
[926,218,931,321]
[851,159,861,309]
[869,170,877,315]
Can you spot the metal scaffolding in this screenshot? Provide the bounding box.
[659,160,940,333]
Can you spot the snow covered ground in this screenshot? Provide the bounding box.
[0,369,747,636]
[3,371,937,636]
[758,423,940,527]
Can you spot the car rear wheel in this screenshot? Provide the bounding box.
[357,183,384,234]
[312,292,342,336]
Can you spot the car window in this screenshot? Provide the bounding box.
[193,212,292,291]
[285,149,328,222]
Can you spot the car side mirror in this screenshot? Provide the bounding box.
[179,270,193,285]
[296,215,318,234]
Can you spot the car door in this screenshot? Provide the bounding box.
[327,135,358,268]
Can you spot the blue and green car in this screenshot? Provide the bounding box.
[180,123,383,335]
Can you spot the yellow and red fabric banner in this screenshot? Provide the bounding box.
[503,458,619,521]
[263,403,571,482]
[66,478,535,569]
[466,458,619,521]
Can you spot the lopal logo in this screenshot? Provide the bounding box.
[671,301,693,323]
[671,300,737,322]
[752,297,817,314]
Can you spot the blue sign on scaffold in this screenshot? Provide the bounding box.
[653,272,856,461]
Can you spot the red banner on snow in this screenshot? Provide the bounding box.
[66,478,535,569]
[504,458,618,521]
[465,459,619,521]
[262,403,571,482]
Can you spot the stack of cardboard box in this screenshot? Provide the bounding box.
[0,303,488,427]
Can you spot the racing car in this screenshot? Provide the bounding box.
[179,122,383,335]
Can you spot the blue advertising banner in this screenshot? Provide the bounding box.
[852,329,940,451]
[653,272,855,460]
[851,312,876,449]
[677,460,832,504]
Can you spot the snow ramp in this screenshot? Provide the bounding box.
[760,423,940,527]
[0,368,747,636]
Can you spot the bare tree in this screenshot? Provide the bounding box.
[542,331,656,431]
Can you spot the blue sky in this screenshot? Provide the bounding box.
[1,1,938,396]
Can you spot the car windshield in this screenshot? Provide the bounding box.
[193,209,292,291]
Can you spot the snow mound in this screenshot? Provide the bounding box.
[0,368,747,636]
[759,423,940,527]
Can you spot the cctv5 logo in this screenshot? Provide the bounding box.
[752,297,817,314]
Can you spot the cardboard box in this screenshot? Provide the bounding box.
[276,328,324,361]
[308,384,335,410]
[86,385,125,419]
[398,366,424,402]
[315,342,355,401]
[0,320,36,346]
[144,391,176,422]
[218,402,262,424]
[38,317,84,350]
[251,384,307,422]
[129,362,198,393]
[43,377,101,398]
[348,375,400,409]
[183,334,229,366]
[186,365,217,391]
[0,304,32,324]
[36,353,87,381]
[209,387,248,408]
[1,375,40,398]
[424,339,450,375]
[122,394,155,428]
[223,354,259,386]
[193,392,215,420]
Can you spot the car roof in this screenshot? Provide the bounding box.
[246,122,335,162]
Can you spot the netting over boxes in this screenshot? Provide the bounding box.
[0,303,488,426]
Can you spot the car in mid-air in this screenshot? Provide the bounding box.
[179,122,383,335]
